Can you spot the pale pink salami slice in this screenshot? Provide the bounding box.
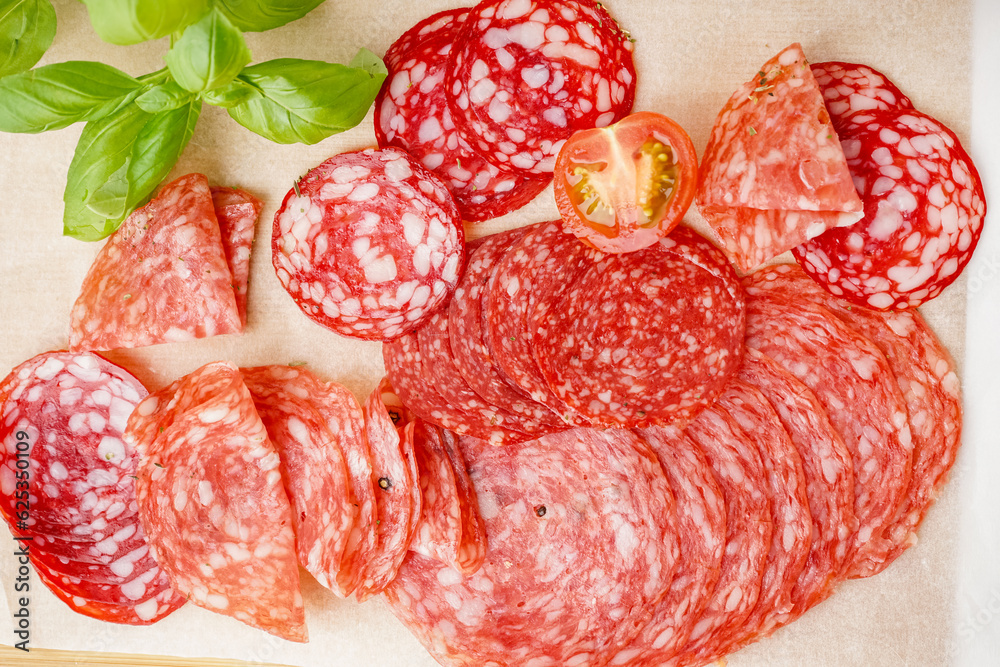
[440,430,487,574]
[612,426,726,667]
[737,347,856,616]
[742,289,914,579]
[377,9,550,221]
[211,186,262,327]
[793,108,986,310]
[448,0,636,174]
[240,365,359,597]
[406,420,464,570]
[534,226,745,427]
[272,147,465,341]
[385,427,678,666]
[69,174,241,351]
[811,61,913,135]
[125,362,306,642]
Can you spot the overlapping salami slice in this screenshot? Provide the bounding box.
[742,288,915,579]
[240,365,359,597]
[439,430,487,574]
[125,362,306,642]
[0,351,184,625]
[811,61,913,134]
[272,147,464,341]
[69,174,241,351]
[211,186,262,327]
[448,0,637,174]
[697,43,864,272]
[612,426,726,667]
[534,226,746,427]
[744,263,962,576]
[406,420,465,571]
[793,108,986,310]
[737,347,856,615]
[377,9,550,221]
[385,427,678,667]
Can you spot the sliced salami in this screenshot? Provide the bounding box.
[240,365,359,597]
[69,173,241,351]
[272,147,465,341]
[377,8,550,221]
[448,0,637,174]
[406,420,464,570]
[793,108,986,310]
[811,61,913,134]
[385,427,678,666]
[697,43,864,272]
[440,430,487,574]
[612,426,726,667]
[742,288,914,578]
[211,186,262,327]
[534,226,746,427]
[125,362,306,642]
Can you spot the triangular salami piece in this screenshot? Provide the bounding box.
[70,174,242,351]
[211,186,262,327]
[697,43,863,272]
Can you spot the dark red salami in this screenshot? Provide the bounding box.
[448,0,636,174]
[742,287,914,579]
[534,226,746,427]
[211,186,262,327]
[385,427,678,666]
[69,174,241,351]
[126,362,306,642]
[377,9,550,221]
[793,108,986,310]
[272,147,465,340]
[811,61,913,134]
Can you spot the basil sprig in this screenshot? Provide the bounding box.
[0,0,56,77]
[164,8,250,93]
[79,0,211,46]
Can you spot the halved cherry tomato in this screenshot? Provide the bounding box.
[553,111,698,253]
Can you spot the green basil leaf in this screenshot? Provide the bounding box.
[349,47,387,78]
[126,100,201,210]
[0,0,57,77]
[164,8,251,93]
[0,61,142,133]
[80,0,210,45]
[200,78,261,108]
[227,56,386,144]
[215,0,324,32]
[135,80,195,113]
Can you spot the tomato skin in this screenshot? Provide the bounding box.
[553,111,699,253]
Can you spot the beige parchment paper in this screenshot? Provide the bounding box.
[0,0,973,664]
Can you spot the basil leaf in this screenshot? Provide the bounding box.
[126,100,201,211]
[80,0,210,45]
[135,80,196,113]
[227,55,386,144]
[215,0,324,32]
[0,0,57,77]
[349,47,387,78]
[164,8,251,93]
[200,78,261,108]
[0,61,142,133]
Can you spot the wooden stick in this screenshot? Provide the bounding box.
[0,645,292,666]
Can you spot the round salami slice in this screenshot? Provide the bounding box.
[612,426,726,667]
[737,347,856,617]
[534,226,746,427]
[240,365,359,597]
[32,555,174,609]
[744,263,962,577]
[448,0,637,174]
[31,541,156,585]
[677,403,771,666]
[272,147,465,340]
[742,289,914,579]
[377,9,551,221]
[385,427,678,666]
[793,108,986,310]
[811,61,913,135]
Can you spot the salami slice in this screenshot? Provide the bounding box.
[440,430,487,574]
[742,288,914,578]
[125,362,306,642]
[534,226,746,427]
[737,347,856,616]
[406,420,464,570]
[448,0,636,174]
[744,263,962,576]
[272,147,465,341]
[211,186,262,327]
[677,403,771,665]
[240,365,359,597]
[811,61,913,134]
[612,426,726,667]
[697,43,864,272]
[385,427,678,666]
[793,108,986,310]
[377,9,550,221]
[69,174,241,351]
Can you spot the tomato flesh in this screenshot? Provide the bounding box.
[554,112,698,253]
